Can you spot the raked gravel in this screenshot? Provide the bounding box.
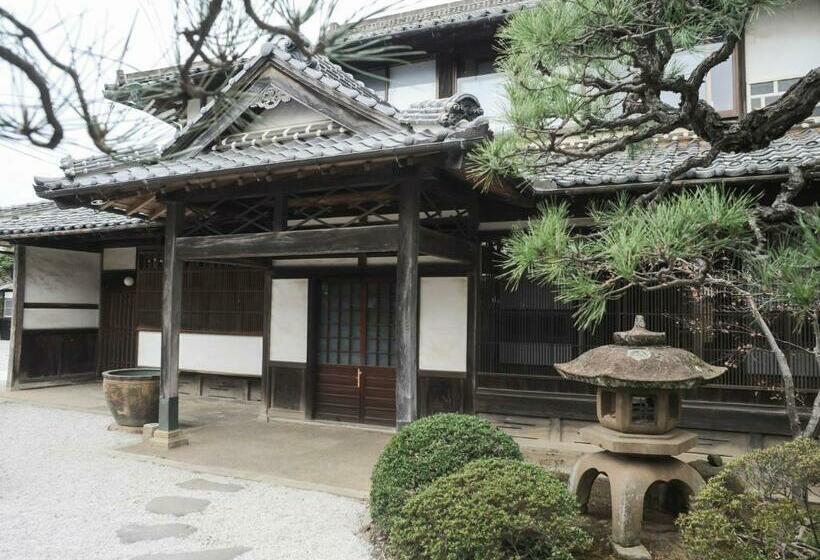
[0,400,374,560]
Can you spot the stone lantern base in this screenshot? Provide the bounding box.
[569,451,705,560]
[581,424,698,456]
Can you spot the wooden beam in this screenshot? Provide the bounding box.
[395,180,420,429]
[418,228,477,264]
[159,201,184,432]
[286,189,395,210]
[164,167,418,204]
[6,245,25,390]
[126,195,157,216]
[175,224,402,261]
[188,257,270,269]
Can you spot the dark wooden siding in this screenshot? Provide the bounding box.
[97,271,137,372]
[19,329,97,381]
[477,242,820,406]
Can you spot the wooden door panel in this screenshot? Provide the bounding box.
[363,366,396,426]
[98,271,137,373]
[315,364,360,422]
[315,278,397,425]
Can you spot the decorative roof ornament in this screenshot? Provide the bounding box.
[398,93,484,132]
[251,85,293,110]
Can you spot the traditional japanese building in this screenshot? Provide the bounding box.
[1,0,818,446]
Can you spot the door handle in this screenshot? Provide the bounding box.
[356,368,362,389]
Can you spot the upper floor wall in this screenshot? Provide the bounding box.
[357,0,820,126]
[744,0,820,113]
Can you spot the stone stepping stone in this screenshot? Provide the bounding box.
[131,548,251,560]
[146,496,210,517]
[176,479,243,493]
[117,523,196,544]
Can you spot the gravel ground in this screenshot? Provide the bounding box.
[0,401,374,560]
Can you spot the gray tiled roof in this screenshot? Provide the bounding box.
[342,0,535,41]
[172,36,400,151]
[38,34,470,197]
[532,125,820,191]
[104,36,400,132]
[35,123,489,196]
[0,202,158,239]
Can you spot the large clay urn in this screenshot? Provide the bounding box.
[102,368,160,427]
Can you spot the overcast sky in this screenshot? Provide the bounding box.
[0,0,445,207]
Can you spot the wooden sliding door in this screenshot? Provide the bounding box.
[315,277,396,426]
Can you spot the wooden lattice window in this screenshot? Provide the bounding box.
[135,251,265,336]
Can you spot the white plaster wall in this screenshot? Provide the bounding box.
[419,277,468,372]
[137,331,263,376]
[23,308,99,330]
[270,278,309,363]
[102,247,137,270]
[745,0,820,84]
[24,246,100,304]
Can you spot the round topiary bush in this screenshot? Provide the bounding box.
[370,413,521,533]
[388,458,592,560]
[678,437,820,560]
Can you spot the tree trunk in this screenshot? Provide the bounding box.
[745,295,803,437]
[803,311,820,438]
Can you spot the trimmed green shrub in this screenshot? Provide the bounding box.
[679,437,820,560]
[388,458,592,560]
[370,413,521,533]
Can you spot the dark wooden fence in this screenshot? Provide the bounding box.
[478,245,819,406]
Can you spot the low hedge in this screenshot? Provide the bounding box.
[679,437,820,560]
[388,458,592,560]
[369,413,521,533]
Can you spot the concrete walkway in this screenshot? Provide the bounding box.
[0,383,392,498]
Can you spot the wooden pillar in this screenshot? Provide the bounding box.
[263,193,287,416]
[6,245,25,390]
[260,268,272,417]
[465,251,480,414]
[157,200,186,444]
[396,180,420,429]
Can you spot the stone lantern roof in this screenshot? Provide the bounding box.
[554,316,726,389]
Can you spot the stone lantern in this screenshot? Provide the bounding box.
[555,316,726,560]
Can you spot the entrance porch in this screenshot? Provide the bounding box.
[149,167,497,442]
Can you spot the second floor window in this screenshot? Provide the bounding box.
[386,59,437,110]
[457,57,508,121]
[662,43,741,117]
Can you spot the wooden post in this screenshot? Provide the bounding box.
[260,267,272,417]
[465,253,480,414]
[263,193,287,417]
[396,179,420,429]
[303,277,319,420]
[156,200,187,447]
[6,245,25,390]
